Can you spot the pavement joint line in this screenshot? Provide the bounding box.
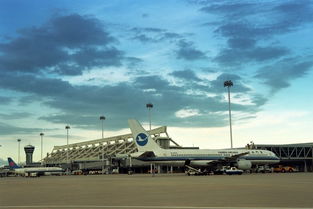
[0,206,312,209]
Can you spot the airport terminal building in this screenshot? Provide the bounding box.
[255,143,313,172]
[44,126,313,173]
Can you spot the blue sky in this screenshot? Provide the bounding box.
[0,0,313,164]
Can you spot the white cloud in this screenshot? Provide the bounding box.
[175,108,201,118]
[64,66,131,86]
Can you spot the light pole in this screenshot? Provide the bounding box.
[224,80,233,148]
[40,133,44,164]
[146,103,153,131]
[65,125,70,173]
[99,116,105,139]
[99,115,106,174]
[17,139,21,165]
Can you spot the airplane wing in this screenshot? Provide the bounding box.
[207,152,249,166]
[136,151,155,159]
[223,152,249,162]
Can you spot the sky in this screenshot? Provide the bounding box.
[0,0,313,164]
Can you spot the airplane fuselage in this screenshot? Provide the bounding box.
[14,167,63,175]
[131,148,279,166]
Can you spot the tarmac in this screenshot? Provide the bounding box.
[1,172,313,209]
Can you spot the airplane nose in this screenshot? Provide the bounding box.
[274,155,280,162]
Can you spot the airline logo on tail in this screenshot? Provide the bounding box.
[8,157,21,169]
[9,161,15,167]
[136,133,148,146]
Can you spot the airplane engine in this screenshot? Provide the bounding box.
[236,159,252,170]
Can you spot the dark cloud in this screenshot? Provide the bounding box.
[170,69,201,81]
[200,1,313,68]
[251,94,268,107]
[132,34,157,43]
[0,96,13,105]
[227,38,256,49]
[176,40,207,61]
[39,114,99,129]
[210,73,251,93]
[0,36,69,73]
[255,57,313,92]
[0,112,32,120]
[18,95,44,105]
[132,27,165,33]
[0,122,42,135]
[0,69,265,130]
[73,47,123,68]
[200,2,260,18]
[215,22,268,39]
[125,57,143,68]
[53,64,83,76]
[273,1,313,30]
[162,33,182,40]
[246,47,289,61]
[0,14,124,76]
[202,1,313,39]
[200,2,273,39]
[214,46,289,66]
[133,75,174,91]
[0,73,73,97]
[131,27,183,43]
[47,14,114,47]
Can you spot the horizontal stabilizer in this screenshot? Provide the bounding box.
[138,151,156,158]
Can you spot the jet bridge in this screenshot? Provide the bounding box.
[44,126,180,167]
[255,143,313,172]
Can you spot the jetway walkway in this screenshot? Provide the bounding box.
[255,143,313,171]
[44,126,179,165]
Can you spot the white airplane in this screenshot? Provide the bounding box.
[128,119,280,170]
[8,157,63,176]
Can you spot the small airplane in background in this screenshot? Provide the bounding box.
[8,157,63,176]
[128,119,280,171]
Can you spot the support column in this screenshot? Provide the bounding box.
[157,165,161,174]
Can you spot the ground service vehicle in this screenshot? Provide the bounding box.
[185,165,210,176]
[256,165,272,173]
[273,165,296,173]
[225,167,243,175]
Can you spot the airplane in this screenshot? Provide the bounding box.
[128,119,280,171]
[8,157,63,176]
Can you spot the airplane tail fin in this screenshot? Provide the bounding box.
[8,157,21,169]
[128,119,163,152]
